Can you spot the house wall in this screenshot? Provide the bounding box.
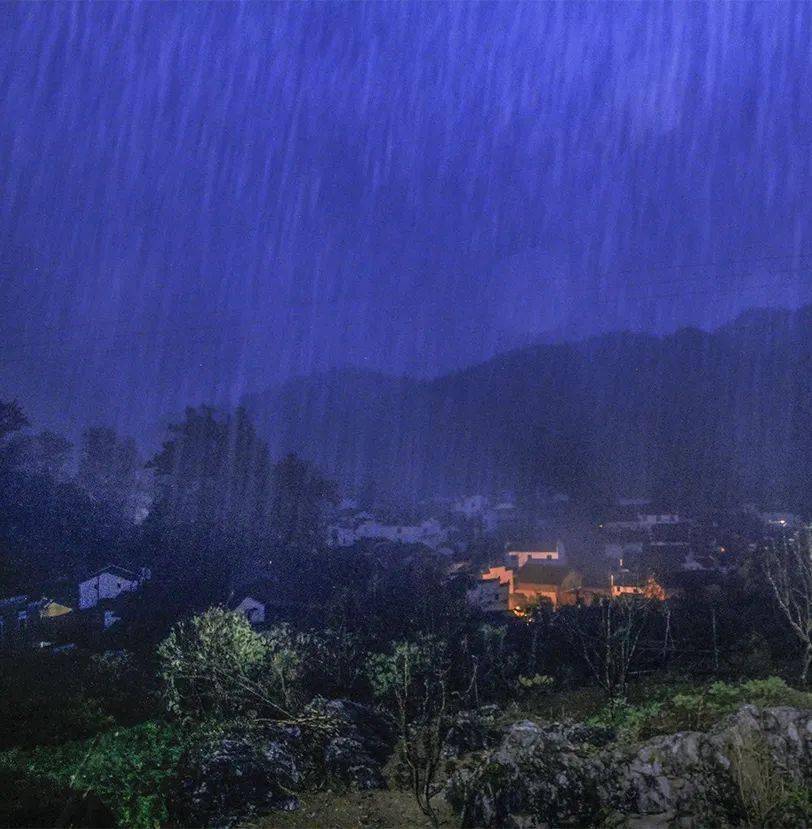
[467,579,509,613]
[511,583,560,609]
[41,602,72,618]
[236,597,266,625]
[79,572,137,610]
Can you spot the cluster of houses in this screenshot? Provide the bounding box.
[327,510,451,551]
[465,498,808,617]
[324,490,570,553]
[466,539,667,615]
[3,490,806,648]
[0,565,150,652]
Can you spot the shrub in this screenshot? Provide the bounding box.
[668,677,812,732]
[158,608,291,721]
[366,637,461,827]
[589,677,812,741]
[588,698,664,742]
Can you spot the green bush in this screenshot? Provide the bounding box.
[0,720,191,828]
[589,677,812,741]
[588,698,665,742]
[158,608,303,721]
[668,677,812,732]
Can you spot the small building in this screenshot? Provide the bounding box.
[759,511,802,530]
[234,595,266,626]
[78,565,150,610]
[637,512,683,527]
[610,572,667,600]
[355,518,448,549]
[0,594,74,649]
[453,494,490,518]
[511,563,582,610]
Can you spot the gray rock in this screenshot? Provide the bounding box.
[307,697,392,791]
[447,720,610,827]
[170,723,308,828]
[442,706,502,759]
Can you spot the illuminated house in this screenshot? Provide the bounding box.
[511,563,582,610]
[610,572,667,600]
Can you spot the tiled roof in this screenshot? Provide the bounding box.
[514,562,571,586]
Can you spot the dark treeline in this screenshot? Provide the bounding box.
[0,400,334,621]
[1,390,806,688]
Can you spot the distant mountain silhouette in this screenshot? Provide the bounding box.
[244,305,812,513]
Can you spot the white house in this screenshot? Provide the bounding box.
[234,595,266,625]
[637,512,682,527]
[327,523,357,547]
[507,540,565,568]
[466,576,510,613]
[759,511,802,530]
[78,565,150,610]
[355,518,448,549]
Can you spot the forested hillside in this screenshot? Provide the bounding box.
[246,305,812,511]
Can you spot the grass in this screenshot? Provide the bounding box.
[253,790,459,829]
[0,720,191,829]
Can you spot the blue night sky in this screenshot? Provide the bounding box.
[1,2,811,439]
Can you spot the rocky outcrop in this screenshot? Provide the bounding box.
[446,719,613,827]
[442,704,502,759]
[307,697,392,790]
[447,706,812,827]
[168,699,392,828]
[169,723,308,828]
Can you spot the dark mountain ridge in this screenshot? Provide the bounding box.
[244,305,812,512]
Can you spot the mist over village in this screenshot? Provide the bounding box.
[1,3,812,828]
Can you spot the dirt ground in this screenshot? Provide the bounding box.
[254,789,459,829]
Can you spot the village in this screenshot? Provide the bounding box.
[1,486,805,653]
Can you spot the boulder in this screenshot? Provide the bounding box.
[442,705,502,759]
[307,697,392,790]
[169,699,392,827]
[608,705,812,823]
[446,720,612,827]
[169,723,309,828]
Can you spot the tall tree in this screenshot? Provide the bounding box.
[763,530,812,683]
[148,406,270,537]
[78,426,146,521]
[0,399,29,473]
[20,431,73,480]
[267,453,336,552]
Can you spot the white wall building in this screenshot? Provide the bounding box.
[453,495,490,518]
[235,596,266,625]
[355,518,448,549]
[78,565,150,610]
